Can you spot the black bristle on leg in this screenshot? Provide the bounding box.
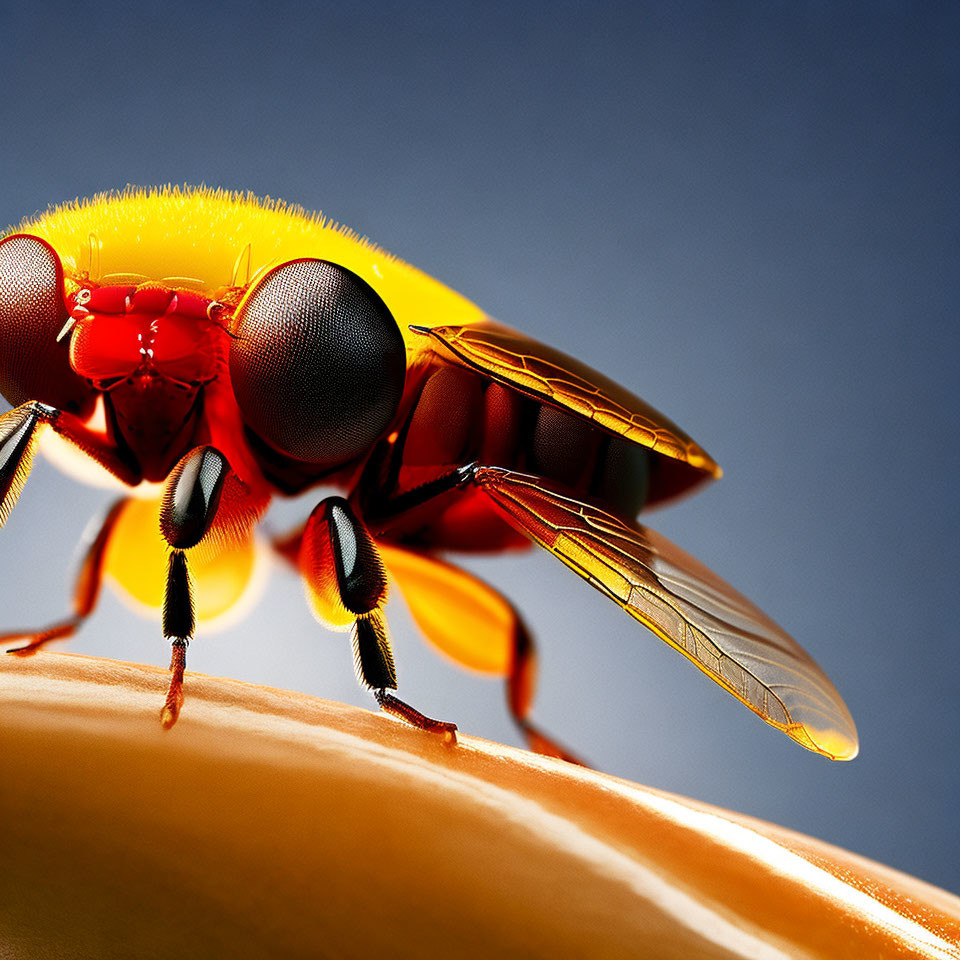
[163,550,195,641]
[160,550,195,730]
[353,613,397,691]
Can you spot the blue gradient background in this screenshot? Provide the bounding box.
[2,3,958,892]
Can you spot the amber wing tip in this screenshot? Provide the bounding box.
[687,443,722,478]
[788,723,860,762]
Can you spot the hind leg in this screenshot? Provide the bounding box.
[379,542,583,763]
[505,616,583,765]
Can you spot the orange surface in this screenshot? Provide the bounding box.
[1,653,958,960]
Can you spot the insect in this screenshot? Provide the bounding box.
[0,186,858,760]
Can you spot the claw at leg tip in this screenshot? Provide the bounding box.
[6,646,36,658]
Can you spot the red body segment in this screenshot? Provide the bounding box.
[378,362,652,552]
[63,283,231,481]
[69,284,227,386]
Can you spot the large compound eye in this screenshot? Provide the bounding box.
[229,259,406,466]
[0,235,95,415]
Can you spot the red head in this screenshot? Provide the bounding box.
[67,282,230,479]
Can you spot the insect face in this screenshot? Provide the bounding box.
[66,283,229,479]
[68,284,226,388]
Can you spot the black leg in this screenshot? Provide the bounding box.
[155,445,268,728]
[160,552,194,729]
[0,402,60,528]
[0,401,139,656]
[356,461,478,537]
[301,496,457,742]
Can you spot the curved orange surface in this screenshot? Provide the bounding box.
[1,653,957,959]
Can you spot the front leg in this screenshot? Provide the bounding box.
[1,401,60,526]
[0,400,143,655]
[157,445,268,728]
[1,400,141,529]
[301,496,457,742]
[160,550,193,729]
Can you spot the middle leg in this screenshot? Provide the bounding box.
[300,496,457,742]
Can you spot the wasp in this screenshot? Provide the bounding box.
[0,187,857,760]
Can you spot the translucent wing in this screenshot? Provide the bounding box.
[411,319,720,507]
[475,467,858,760]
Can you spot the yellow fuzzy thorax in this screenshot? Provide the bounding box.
[9,185,485,342]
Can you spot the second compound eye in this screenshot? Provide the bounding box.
[0,234,96,416]
[229,259,406,467]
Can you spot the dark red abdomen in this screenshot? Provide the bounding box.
[390,363,650,551]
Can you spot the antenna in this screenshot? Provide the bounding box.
[231,243,252,288]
